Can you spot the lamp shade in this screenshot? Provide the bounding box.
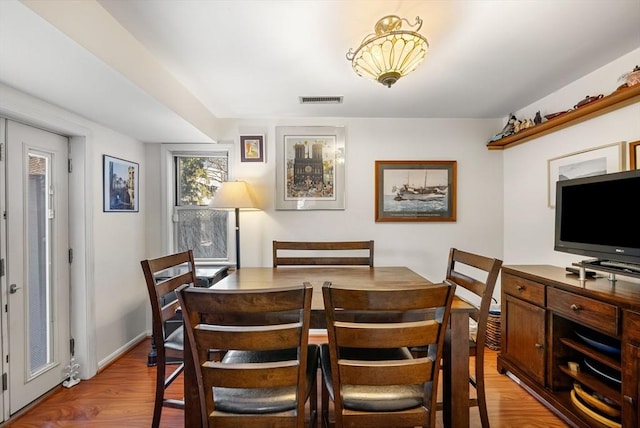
[209,181,257,210]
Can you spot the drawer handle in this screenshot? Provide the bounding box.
[534,343,543,349]
[570,304,581,311]
[516,285,524,291]
[624,395,633,404]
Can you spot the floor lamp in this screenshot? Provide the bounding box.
[209,181,258,269]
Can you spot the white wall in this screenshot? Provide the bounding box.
[504,49,640,271]
[146,116,505,295]
[91,129,148,366]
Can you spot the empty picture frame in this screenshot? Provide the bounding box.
[547,141,625,208]
[630,140,640,170]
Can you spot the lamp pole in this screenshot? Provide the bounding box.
[234,207,241,269]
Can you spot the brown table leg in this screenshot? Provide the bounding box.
[443,311,470,428]
[184,326,201,428]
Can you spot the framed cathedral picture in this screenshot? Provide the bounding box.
[275,126,345,210]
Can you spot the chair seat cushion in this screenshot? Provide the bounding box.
[214,345,319,414]
[319,344,423,412]
[164,325,183,352]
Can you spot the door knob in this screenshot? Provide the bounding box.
[9,284,21,294]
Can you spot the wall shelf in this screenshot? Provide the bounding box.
[486,85,640,150]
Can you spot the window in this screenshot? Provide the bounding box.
[163,145,232,264]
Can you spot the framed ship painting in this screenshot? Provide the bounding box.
[275,126,345,210]
[375,160,457,222]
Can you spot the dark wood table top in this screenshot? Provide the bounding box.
[213,266,444,311]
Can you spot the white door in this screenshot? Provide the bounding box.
[5,120,70,414]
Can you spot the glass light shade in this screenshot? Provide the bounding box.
[209,181,257,210]
[347,15,429,88]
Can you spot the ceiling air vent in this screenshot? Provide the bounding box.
[299,96,343,104]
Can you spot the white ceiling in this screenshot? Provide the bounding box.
[1,0,639,143]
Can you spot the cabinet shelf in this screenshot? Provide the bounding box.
[559,365,622,407]
[486,85,640,150]
[560,338,621,371]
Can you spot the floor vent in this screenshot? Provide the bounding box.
[299,96,343,104]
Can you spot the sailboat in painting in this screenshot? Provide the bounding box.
[392,170,447,201]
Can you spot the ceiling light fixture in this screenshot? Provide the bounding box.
[347,15,429,88]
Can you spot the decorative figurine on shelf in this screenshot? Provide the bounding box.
[534,111,542,125]
[488,114,518,142]
[574,94,604,109]
[618,65,640,89]
[513,117,524,133]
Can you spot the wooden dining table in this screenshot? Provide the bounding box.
[183,266,475,428]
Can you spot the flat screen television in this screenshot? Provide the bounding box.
[554,169,640,268]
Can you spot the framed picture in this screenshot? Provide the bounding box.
[103,155,139,212]
[275,126,345,210]
[630,140,640,170]
[240,135,264,162]
[375,160,457,222]
[547,141,625,208]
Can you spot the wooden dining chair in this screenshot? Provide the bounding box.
[443,248,503,428]
[320,280,456,428]
[176,282,319,428]
[272,240,374,267]
[141,250,197,428]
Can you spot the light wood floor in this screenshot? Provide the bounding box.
[2,337,568,428]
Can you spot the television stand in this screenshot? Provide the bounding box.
[578,259,640,281]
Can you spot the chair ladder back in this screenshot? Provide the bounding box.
[446,248,502,323]
[442,247,503,428]
[335,319,441,349]
[140,250,196,428]
[321,280,456,428]
[176,282,315,428]
[193,323,303,352]
[273,240,374,267]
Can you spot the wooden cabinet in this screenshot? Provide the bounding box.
[498,265,640,427]
[622,310,640,427]
[500,272,546,384]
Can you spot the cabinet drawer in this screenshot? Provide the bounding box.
[548,287,619,336]
[502,273,545,306]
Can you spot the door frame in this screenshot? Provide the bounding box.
[0,108,95,420]
[0,118,7,419]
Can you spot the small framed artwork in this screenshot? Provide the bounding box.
[275,126,345,210]
[240,135,265,162]
[375,160,457,222]
[547,141,625,208]
[103,155,139,212]
[630,140,640,170]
